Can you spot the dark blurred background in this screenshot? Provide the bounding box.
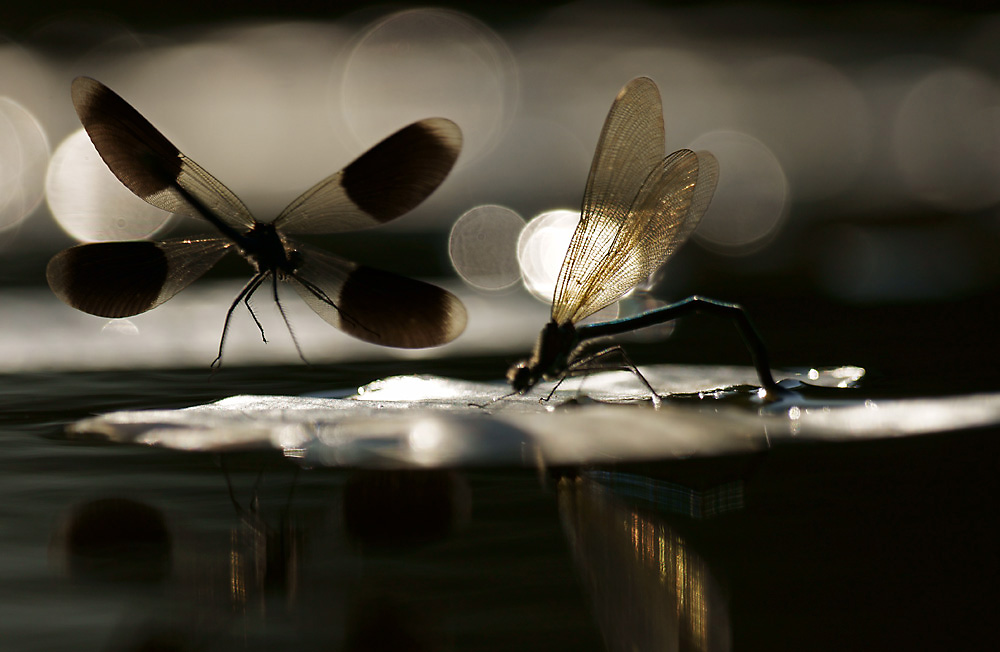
[2,0,1000,393]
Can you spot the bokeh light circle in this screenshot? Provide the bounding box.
[340,8,517,164]
[688,131,788,254]
[0,97,50,231]
[893,65,1000,211]
[736,55,871,203]
[516,209,579,303]
[448,204,525,290]
[46,129,173,242]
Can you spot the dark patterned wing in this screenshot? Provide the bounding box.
[72,77,256,234]
[285,240,466,348]
[47,236,233,318]
[274,119,462,234]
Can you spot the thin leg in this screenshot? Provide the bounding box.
[244,290,267,343]
[578,295,782,395]
[213,274,267,369]
[544,344,661,406]
[469,390,518,410]
[272,276,308,364]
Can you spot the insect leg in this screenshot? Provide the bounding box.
[272,275,308,364]
[468,389,520,410]
[579,295,782,396]
[212,274,267,369]
[244,280,268,343]
[545,344,661,405]
[579,345,660,404]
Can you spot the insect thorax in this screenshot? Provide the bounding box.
[507,320,579,392]
[241,222,298,274]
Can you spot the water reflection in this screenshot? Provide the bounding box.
[222,460,302,613]
[558,473,730,652]
[342,469,470,550]
[344,593,444,651]
[53,497,172,584]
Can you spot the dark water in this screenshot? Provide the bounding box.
[1,360,998,651]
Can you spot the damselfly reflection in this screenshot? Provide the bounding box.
[47,77,467,366]
[508,77,779,401]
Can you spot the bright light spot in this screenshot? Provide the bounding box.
[808,368,820,381]
[893,65,1000,211]
[101,319,139,336]
[788,406,801,420]
[409,419,445,453]
[355,375,463,401]
[340,8,517,164]
[517,209,579,303]
[689,131,788,254]
[449,204,525,290]
[45,129,173,242]
[0,97,49,231]
[736,55,872,202]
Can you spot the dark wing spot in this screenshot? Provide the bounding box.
[72,77,182,199]
[47,242,170,318]
[336,265,465,348]
[340,119,461,223]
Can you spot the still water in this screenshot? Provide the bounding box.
[1,359,996,651]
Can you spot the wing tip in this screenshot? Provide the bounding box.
[339,118,463,223]
[46,242,170,319]
[331,265,468,348]
[435,290,468,346]
[619,76,660,100]
[415,116,464,154]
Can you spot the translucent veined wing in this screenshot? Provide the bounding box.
[551,77,667,324]
[274,119,462,234]
[71,77,256,234]
[46,236,234,318]
[552,150,718,324]
[285,240,467,348]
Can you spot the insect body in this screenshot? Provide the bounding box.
[508,77,779,398]
[48,77,467,365]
